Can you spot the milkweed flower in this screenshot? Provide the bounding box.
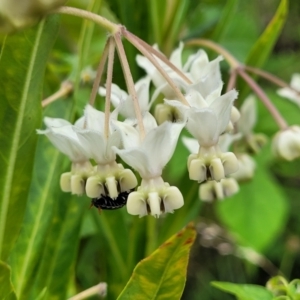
[272,126,300,161]
[37,116,93,195]
[182,133,241,201]
[113,118,185,218]
[237,95,267,153]
[74,105,137,199]
[168,89,239,182]
[99,76,151,119]
[136,42,191,99]
[199,178,239,202]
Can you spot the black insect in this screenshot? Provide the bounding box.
[91,191,131,211]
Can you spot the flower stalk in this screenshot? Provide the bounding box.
[42,81,73,107]
[124,30,190,106]
[238,68,288,130]
[114,31,146,140]
[104,37,115,140]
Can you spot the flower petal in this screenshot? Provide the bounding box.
[182,136,199,153]
[186,109,219,146]
[84,104,105,133]
[38,125,87,162]
[210,89,238,135]
[142,121,185,175]
[113,147,151,178]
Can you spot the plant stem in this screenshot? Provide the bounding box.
[114,31,146,140]
[186,39,240,69]
[226,69,237,92]
[68,283,107,300]
[89,39,109,106]
[104,37,115,140]
[53,6,119,33]
[41,81,73,107]
[145,216,157,256]
[124,30,190,106]
[244,65,291,89]
[125,30,192,85]
[238,68,288,130]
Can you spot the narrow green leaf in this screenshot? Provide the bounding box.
[210,0,238,41]
[211,281,273,300]
[0,261,17,300]
[246,0,288,68]
[216,146,288,252]
[117,224,196,300]
[238,0,288,100]
[9,100,74,298]
[0,15,60,261]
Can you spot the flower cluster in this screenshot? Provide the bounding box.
[39,42,300,216]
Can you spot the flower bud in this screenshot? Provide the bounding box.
[272,126,300,161]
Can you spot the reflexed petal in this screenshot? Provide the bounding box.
[182,136,199,154]
[218,133,242,152]
[44,117,71,128]
[113,147,151,178]
[185,89,207,108]
[142,111,157,133]
[210,89,238,135]
[238,95,257,135]
[290,73,300,90]
[112,120,140,149]
[186,109,219,146]
[135,76,151,111]
[142,121,185,175]
[37,125,87,162]
[169,42,184,69]
[84,104,105,133]
[75,129,109,163]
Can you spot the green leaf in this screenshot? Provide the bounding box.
[0,15,60,262]
[238,0,288,100]
[117,224,196,300]
[246,0,288,68]
[0,261,17,300]
[210,0,238,41]
[216,146,288,252]
[9,99,74,299]
[28,194,86,300]
[211,281,273,300]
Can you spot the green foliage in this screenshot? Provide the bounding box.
[0,261,16,300]
[0,15,60,262]
[238,0,288,100]
[216,146,288,252]
[211,281,273,300]
[117,225,196,300]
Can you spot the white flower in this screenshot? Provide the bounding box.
[99,77,151,119]
[277,74,300,106]
[237,95,267,153]
[136,42,190,98]
[272,126,300,161]
[75,105,137,199]
[113,121,185,217]
[199,178,239,202]
[231,154,256,182]
[37,115,93,195]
